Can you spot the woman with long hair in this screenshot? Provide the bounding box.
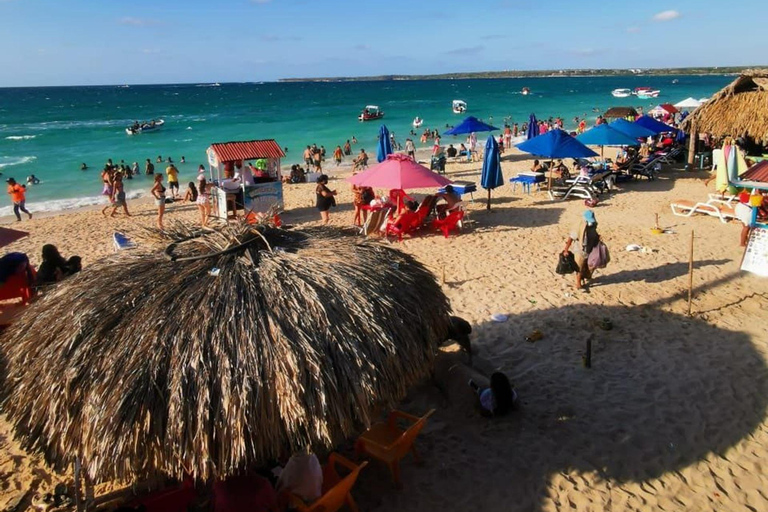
[150,173,167,229]
[196,175,211,227]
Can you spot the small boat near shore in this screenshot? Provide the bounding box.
[521,87,530,95]
[358,105,384,121]
[452,99,467,114]
[412,116,423,128]
[126,119,164,135]
[634,87,660,99]
[612,88,632,98]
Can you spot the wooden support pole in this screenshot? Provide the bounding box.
[583,336,593,368]
[687,124,698,171]
[487,189,492,210]
[688,229,695,316]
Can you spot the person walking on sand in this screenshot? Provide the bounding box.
[196,174,211,227]
[109,172,131,217]
[166,162,180,199]
[563,210,601,292]
[6,178,32,221]
[151,173,167,229]
[315,174,337,225]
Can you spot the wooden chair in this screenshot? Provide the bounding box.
[354,409,435,488]
[285,453,367,512]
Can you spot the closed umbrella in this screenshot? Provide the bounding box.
[377,124,393,163]
[481,135,504,210]
[443,116,498,136]
[526,113,538,140]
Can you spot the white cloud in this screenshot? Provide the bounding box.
[626,26,641,34]
[653,10,681,21]
[120,17,160,26]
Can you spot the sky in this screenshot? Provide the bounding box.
[0,0,766,87]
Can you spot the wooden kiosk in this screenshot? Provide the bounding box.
[205,139,285,220]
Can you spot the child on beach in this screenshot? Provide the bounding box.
[196,175,211,227]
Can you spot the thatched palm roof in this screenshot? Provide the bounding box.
[603,107,638,121]
[0,223,451,483]
[682,69,768,144]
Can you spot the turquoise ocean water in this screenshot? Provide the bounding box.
[0,75,731,216]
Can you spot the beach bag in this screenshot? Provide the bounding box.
[556,251,579,275]
[588,241,611,269]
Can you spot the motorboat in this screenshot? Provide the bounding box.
[412,116,423,128]
[358,105,384,121]
[634,87,660,99]
[521,87,530,95]
[452,99,467,114]
[126,119,164,135]
[611,88,632,98]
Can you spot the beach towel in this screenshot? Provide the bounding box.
[113,232,136,251]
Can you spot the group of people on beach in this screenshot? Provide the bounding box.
[299,137,360,175]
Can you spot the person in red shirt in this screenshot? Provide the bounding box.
[6,178,32,221]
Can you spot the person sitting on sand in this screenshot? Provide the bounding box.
[183,181,198,203]
[436,185,462,218]
[468,372,518,417]
[457,143,469,157]
[446,144,457,158]
[36,244,80,287]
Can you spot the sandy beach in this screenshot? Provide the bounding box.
[1,147,767,512]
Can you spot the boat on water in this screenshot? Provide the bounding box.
[521,87,530,96]
[452,99,467,114]
[612,88,632,98]
[358,105,384,122]
[126,119,164,135]
[634,87,660,99]
[412,116,423,128]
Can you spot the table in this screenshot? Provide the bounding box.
[509,174,544,194]
[438,181,477,201]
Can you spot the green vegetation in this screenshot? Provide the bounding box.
[279,66,761,83]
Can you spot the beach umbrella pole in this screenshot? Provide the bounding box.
[487,189,491,210]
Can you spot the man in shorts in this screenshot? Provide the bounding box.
[166,163,180,199]
[6,178,32,221]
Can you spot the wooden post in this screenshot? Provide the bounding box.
[487,188,492,210]
[583,336,592,368]
[687,229,694,316]
[687,123,697,171]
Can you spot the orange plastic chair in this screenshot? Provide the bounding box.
[431,210,465,238]
[286,453,367,512]
[354,409,435,487]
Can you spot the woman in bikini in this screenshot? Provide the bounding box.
[151,173,167,229]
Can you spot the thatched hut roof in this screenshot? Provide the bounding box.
[0,223,452,483]
[603,107,638,121]
[682,69,768,144]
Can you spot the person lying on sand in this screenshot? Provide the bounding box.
[468,372,518,417]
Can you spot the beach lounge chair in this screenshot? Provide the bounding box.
[362,207,392,236]
[548,180,598,201]
[113,232,137,251]
[355,409,435,488]
[654,146,683,165]
[670,199,736,223]
[284,454,367,512]
[631,156,662,180]
[431,209,465,238]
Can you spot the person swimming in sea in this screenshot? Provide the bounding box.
[26,175,40,185]
[80,163,87,171]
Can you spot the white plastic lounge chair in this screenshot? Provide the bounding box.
[669,199,736,223]
[113,232,137,251]
[548,182,597,201]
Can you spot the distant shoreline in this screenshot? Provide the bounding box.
[278,66,761,83]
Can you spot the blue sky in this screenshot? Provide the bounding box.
[1,0,766,86]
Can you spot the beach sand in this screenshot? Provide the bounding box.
[1,147,767,511]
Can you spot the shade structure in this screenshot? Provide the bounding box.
[526,113,538,140]
[0,226,28,249]
[610,119,656,140]
[576,124,642,147]
[635,115,677,135]
[674,97,703,109]
[0,222,453,483]
[443,116,498,136]
[649,104,679,117]
[516,129,598,159]
[603,107,638,121]
[377,124,393,163]
[481,135,504,210]
[347,153,452,190]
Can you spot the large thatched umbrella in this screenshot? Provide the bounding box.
[0,223,451,484]
[682,69,768,145]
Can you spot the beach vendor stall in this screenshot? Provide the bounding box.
[206,139,285,220]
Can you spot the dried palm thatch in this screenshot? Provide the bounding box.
[682,69,768,144]
[0,222,451,483]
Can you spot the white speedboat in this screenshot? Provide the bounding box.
[126,119,164,135]
[452,99,467,114]
[634,87,660,99]
[412,116,423,128]
[611,88,632,98]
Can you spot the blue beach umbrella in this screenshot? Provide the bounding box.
[444,116,498,136]
[635,115,678,135]
[481,135,504,210]
[377,124,393,163]
[576,124,641,159]
[516,129,598,160]
[526,113,538,140]
[610,119,656,140]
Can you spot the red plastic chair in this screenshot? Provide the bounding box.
[388,189,413,213]
[284,454,367,512]
[431,210,465,238]
[385,210,421,241]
